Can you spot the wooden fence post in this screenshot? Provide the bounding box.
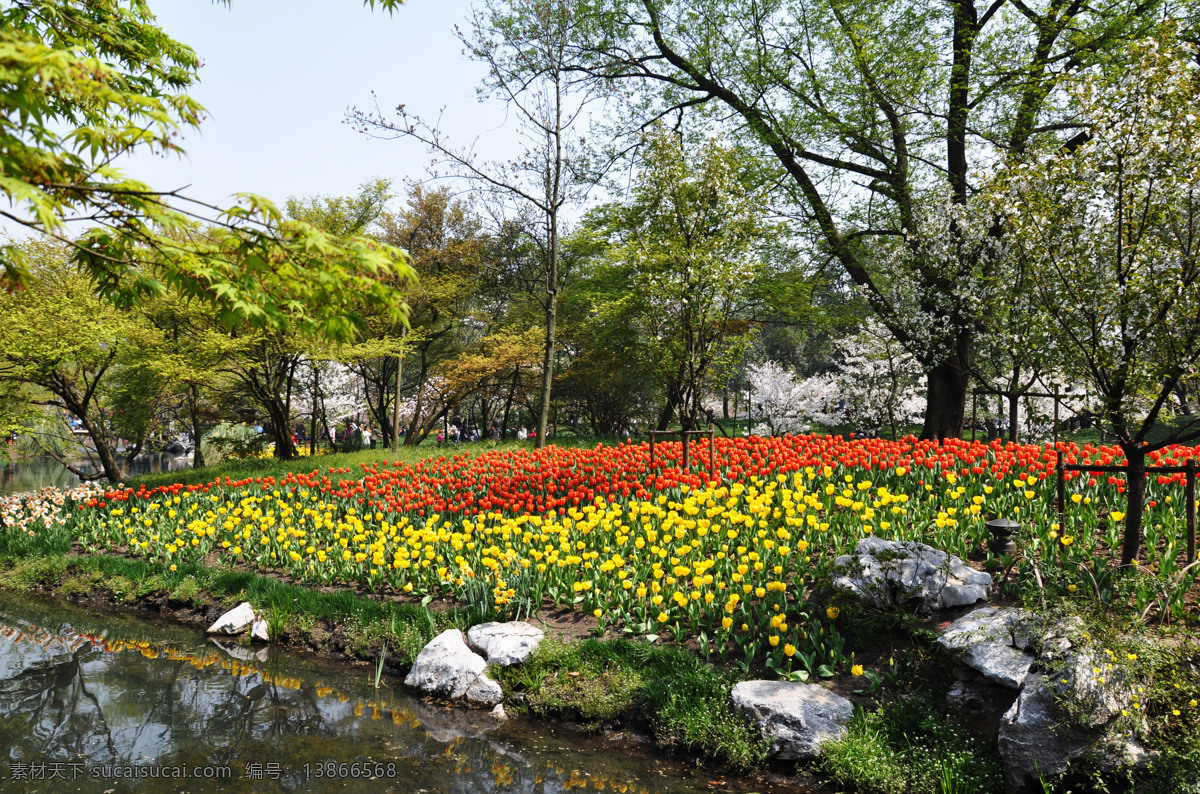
[1057,456,1066,533]
[708,425,716,483]
[1187,459,1197,565]
[971,392,977,443]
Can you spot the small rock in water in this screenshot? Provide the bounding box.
[465,674,504,707]
[207,602,255,635]
[250,619,269,644]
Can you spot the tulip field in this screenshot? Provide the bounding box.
[41,435,1200,674]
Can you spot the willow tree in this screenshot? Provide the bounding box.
[527,0,1175,438]
[994,31,1200,567]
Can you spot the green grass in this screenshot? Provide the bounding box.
[125,444,447,490]
[820,696,1003,794]
[495,636,768,769]
[0,522,75,562]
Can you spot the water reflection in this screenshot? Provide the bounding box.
[0,593,807,793]
[0,455,191,498]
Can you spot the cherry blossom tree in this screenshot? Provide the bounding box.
[748,361,836,436]
[993,29,1200,566]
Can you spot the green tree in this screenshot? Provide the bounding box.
[539,0,1177,439]
[377,186,488,445]
[585,129,771,433]
[993,30,1200,565]
[285,179,411,451]
[1,0,413,341]
[137,291,244,468]
[0,238,165,481]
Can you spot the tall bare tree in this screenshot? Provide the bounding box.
[351,0,598,447]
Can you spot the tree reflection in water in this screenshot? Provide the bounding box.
[0,592,804,793]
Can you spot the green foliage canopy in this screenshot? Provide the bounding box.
[1,0,413,342]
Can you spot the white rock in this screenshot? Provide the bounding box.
[938,607,1034,651]
[405,629,496,703]
[207,602,255,635]
[833,538,991,612]
[490,703,508,721]
[730,680,854,761]
[467,621,544,666]
[465,674,504,707]
[999,668,1147,791]
[960,643,1034,690]
[250,619,270,644]
[938,607,1036,689]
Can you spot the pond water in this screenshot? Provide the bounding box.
[0,455,190,498]
[0,591,810,793]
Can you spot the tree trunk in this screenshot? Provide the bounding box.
[391,329,407,453]
[500,366,519,439]
[656,397,677,432]
[404,356,429,446]
[189,383,205,469]
[1119,445,1147,568]
[919,361,969,440]
[536,226,558,449]
[81,412,124,483]
[309,367,320,456]
[266,395,296,459]
[1008,393,1020,443]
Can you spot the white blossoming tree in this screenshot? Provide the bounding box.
[748,320,925,439]
[830,320,927,439]
[292,360,367,452]
[748,361,837,436]
[993,28,1200,566]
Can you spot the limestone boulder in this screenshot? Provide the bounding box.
[730,680,854,761]
[405,629,503,707]
[465,675,505,707]
[938,607,1036,689]
[467,621,544,666]
[833,537,991,612]
[997,671,1147,792]
[207,602,256,636]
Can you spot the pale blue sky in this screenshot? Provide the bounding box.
[121,0,516,211]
